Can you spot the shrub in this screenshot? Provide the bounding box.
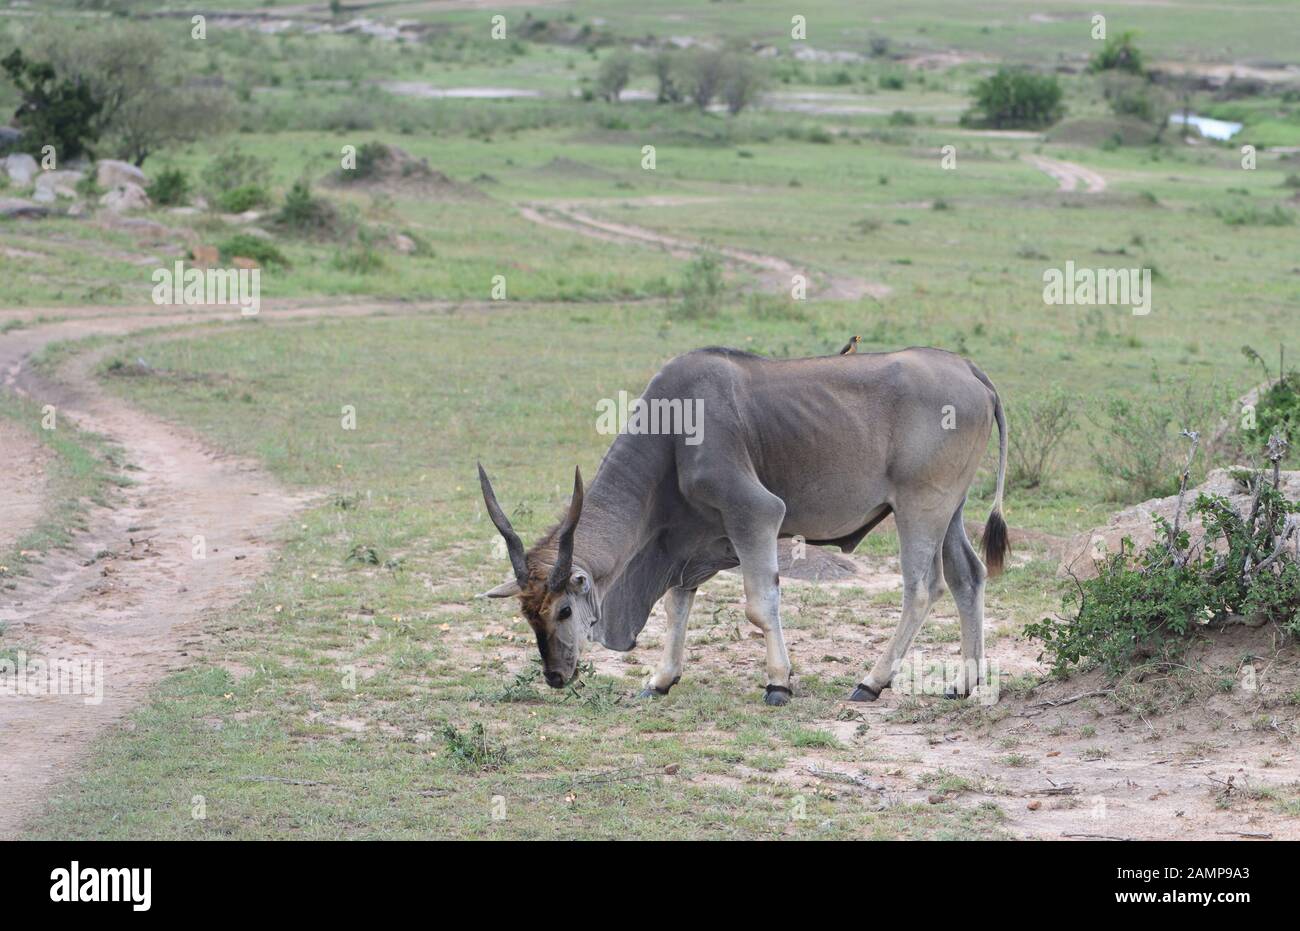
[669,251,724,320]
[1088,373,1228,501]
[217,233,287,268]
[1027,465,1300,676]
[1242,372,1300,452]
[202,146,271,204]
[146,167,190,207]
[332,237,386,274]
[215,184,269,214]
[275,179,341,236]
[1214,203,1296,227]
[1089,31,1145,75]
[962,68,1063,129]
[1008,386,1077,489]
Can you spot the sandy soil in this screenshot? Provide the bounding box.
[570,554,1300,840]
[0,419,52,557]
[0,304,397,838]
[1023,154,1108,194]
[519,200,891,301]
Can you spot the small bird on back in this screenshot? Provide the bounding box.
[839,335,861,355]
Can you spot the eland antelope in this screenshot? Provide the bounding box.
[479,346,1008,705]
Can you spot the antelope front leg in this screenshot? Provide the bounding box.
[640,587,695,697]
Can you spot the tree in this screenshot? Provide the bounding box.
[962,68,1064,129]
[720,55,765,115]
[651,50,681,103]
[1,48,103,161]
[595,50,632,103]
[681,48,727,110]
[26,23,231,166]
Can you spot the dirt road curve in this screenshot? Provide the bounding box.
[1023,154,1107,194]
[0,302,445,837]
[520,201,891,301]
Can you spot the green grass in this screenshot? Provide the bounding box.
[9,0,1300,840]
[0,390,126,586]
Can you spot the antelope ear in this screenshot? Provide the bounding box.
[567,569,591,595]
[478,578,522,599]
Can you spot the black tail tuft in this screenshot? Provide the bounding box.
[981,508,1009,577]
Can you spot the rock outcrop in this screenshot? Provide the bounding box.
[1060,468,1300,579]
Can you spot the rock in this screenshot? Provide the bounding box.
[1059,467,1300,580]
[168,206,201,217]
[99,182,151,213]
[33,170,82,201]
[66,201,89,219]
[99,215,174,243]
[32,186,55,204]
[220,210,262,224]
[0,197,48,219]
[389,232,416,254]
[4,153,39,186]
[1027,800,1042,811]
[191,244,220,266]
[96,159,147,189]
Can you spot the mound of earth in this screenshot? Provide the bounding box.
[1060,467,1300,580]
[324,143,481,198]
[1047,117,1160,147]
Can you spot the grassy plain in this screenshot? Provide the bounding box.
[4,0,1300,838]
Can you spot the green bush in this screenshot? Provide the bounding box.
[1214,203,1296,227]
[214,184,269,214]
[1243,373,1300,452]
[1089,31,1145,75]
[202,146,271,209]
[669,251,724,321]
[1088,374,1228,501]
[275,178,342,236]
[146,167,190,207]
[962,68,1063,129]
[217,233,288,268]
[1027,476,1300,677]
[1008,386,1077,489]
[332,238,386,275]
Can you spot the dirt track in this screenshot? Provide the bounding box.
[519,200,891,301]
[0,301,461,837]
[1023,154,1108,194]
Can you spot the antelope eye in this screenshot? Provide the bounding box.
[557,605,572,621]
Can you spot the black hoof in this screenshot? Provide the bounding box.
[764,684,793,706]
[944,686,962,700]
[848,683,882,703]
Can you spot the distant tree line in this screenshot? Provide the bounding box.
[595,46,767,115]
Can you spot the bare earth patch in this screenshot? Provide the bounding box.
[1023,154,1108,194]
[470,548,1300,840]
[0,418,52,555]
